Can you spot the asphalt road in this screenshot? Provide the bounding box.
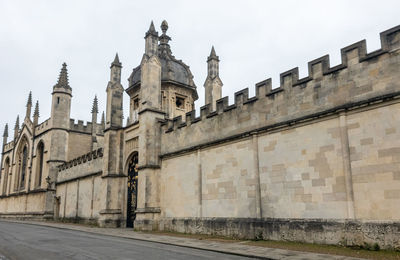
[0,221,254,260]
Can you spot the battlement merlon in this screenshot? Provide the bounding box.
[160,25,400,156]
[69,119,104,135]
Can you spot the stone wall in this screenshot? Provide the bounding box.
[156,101,400,248]
[159,102,400,219]
[153,25,400,248]
[159,218,400,250]
[56,174,103,222]
[0,190,54,220]
[55,148,104,222]
[67,132,92,161]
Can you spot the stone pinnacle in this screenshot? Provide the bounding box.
[14,115,19,130]
[111,53,122,67]
[54,63,71,89]
[27,91,32,107]
[146,21,158,37]
[3,124,8,138]
[208,46,219,62]
[34,101,39,117]
[149,21,156,33]
[91,96,99,114]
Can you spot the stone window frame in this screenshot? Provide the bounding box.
[132,95,140,123]
[175,94,186,110]
[2,156,10,195]
[14,135,29,192]
[35,141,45,189]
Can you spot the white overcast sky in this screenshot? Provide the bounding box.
[0,0,399,148]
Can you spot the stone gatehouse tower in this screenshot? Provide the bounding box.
[1,21,400,249]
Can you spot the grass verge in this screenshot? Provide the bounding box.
[142,230,400,260]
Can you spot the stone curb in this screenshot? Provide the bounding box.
[0,219,365,260]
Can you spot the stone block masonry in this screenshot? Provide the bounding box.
[1,22,400,249]
[152,25,400,249]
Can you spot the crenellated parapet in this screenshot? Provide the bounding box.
[56,148,103,183]
[161,25,400,156]
[3,141,14,154]
[35,118,51,135]
[57,148,103,172]
[69,119,103,135]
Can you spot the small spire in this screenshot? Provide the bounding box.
[145,20,158,37]
[54,63,71,89]
[91,96,99,114]
[111,53,122,68]
[210,46,217,57]
[3,124,8,138]
[126,116,130,125]
[208,46,219,61]
[149,21,156,33]
[34,101,39,117]
[14,115,20,130]
[26,91,32,107]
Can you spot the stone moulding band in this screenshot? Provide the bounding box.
[135,207,161,214]
[160,91,400,158]
[0,188,48,198]
[138,107,166,115]
[99,209,122,215]
[137,164,161,170]
[56,171,102,185]
[0,211,53,216]
[101,173,126,179]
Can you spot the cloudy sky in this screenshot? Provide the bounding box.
[0,0,399,148]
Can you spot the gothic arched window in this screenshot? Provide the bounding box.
[2,157,10,195]
[20,146,28,189]
[36,142,44,188]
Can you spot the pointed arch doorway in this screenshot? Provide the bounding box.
[126,153,139,228]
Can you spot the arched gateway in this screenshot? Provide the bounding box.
[126,153,138,228]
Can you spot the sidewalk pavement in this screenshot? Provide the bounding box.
[1,219,364,260]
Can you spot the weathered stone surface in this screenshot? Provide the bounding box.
[159,217,400,250]
[1,23,400,249]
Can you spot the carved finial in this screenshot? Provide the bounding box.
[126,116,130,125]
[54,63,71,90]
[34,101,39,117]
[111,53,122,67]
[27,91,32,107]
[159,20,172,55]
[14,115,19,130]
[3,124,8,138]
[161,20,168,34]
[91,95,99,114]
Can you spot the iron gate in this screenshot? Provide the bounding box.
[127,153,138,228]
